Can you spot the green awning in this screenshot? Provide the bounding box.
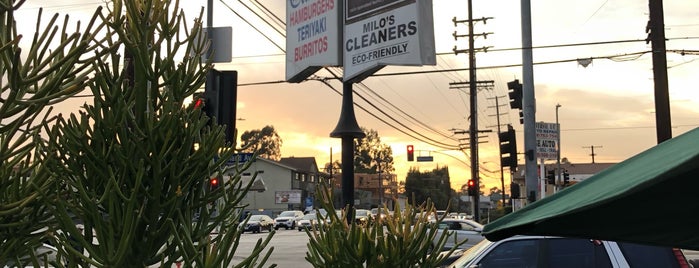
[482,127,699,250]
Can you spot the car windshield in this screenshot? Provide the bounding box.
[355,210,369,216]
[279,211,297,217]
[449,239,494,267]
[249,215,265,221]
[302,214,317,220]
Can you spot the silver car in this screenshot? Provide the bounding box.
[433,219,485,250]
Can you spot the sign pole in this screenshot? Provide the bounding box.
[539,158,546,199]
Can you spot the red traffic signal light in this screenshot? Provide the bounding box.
[407,145,414,161]
[467,179,477,196]
[193,98,205,109]
[209,177,220,190]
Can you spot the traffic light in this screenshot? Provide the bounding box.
[499,125,517,170]
[191,92,210,118]
[407,145,414,161]
[467,179,477,196]
[546,169,555,185]
[209,177,220,191]
[563,171,570,185]
[507,79,523,110]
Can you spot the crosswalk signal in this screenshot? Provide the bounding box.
[546,169,556,185]
[407,145,414,161]
[204,70,238,144]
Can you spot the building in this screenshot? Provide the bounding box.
[224,156,329,217]
[510,162,617,207]
[331,172,399,209]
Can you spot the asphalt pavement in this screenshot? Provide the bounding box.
[232,228,313,267]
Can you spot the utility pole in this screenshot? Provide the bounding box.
[583,145,603,164]
[647,0,672,143]
[521,0,538,204]
[452,0,493,222]
[487,96,508,206]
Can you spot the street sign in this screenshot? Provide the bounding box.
[416,156,434,162]
[227,153,255,165]
[535,122,559,160]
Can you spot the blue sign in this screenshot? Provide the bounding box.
[227,153,255,165]
[305,197,313,208]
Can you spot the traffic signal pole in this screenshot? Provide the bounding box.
[521,0,539,203]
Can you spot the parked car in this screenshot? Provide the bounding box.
[297,213,321,231]
[370,207,391,220]
[432,218,485,251]
[240,214,274,233]
[274,210,304,230]
[446,235,690,268]
[354,209,371,225]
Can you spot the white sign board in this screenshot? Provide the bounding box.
[343,0,436,82]
[286,0,343,83]
[536,122,559,160]
[275,190,302,204]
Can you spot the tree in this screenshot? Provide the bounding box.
[323,160,341,174]
[42,1,272,266]
[404,166,453,210]
[240,125,283,161]
[353,128,394,174]
[0,2,114,265]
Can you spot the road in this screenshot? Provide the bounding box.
[232,228,313,267]
[228,230,699,268]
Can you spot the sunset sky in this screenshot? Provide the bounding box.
[22,0,699,191]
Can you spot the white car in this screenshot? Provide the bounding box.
[432,219,485,251]
[296,213,321,231]
[273,210,304,230]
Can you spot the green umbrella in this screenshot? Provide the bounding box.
[483,127,699,250]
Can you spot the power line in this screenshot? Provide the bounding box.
[224,0,462,150]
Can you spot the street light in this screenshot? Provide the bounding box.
[556,104,562,191]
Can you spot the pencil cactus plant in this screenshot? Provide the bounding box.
[36,0,272,267]
[0,0,116,266]
[305,185,463,267]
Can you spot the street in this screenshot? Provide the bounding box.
[232,229,313,267]
[229,229,699,268]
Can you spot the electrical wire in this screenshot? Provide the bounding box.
[226,0,463,150]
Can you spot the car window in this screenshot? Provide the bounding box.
[617,242,681,268]
[478,239,540,268]
[249,215,263,221]
[279,211,296,217]
[546,238,612,268]
[459,222,475,231]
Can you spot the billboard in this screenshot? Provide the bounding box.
[343,0,435,82]
[536,122,559,160]
[275,190,303,204]
[286,0,343,83]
